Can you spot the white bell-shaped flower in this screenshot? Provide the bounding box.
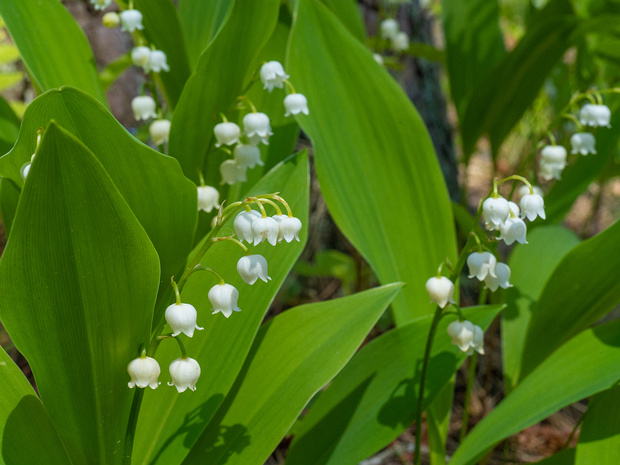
[579,104,611,128]
[392,31,410,52]
[131,96,157,121]
[120,9,144,33]
[259,61,289,92]
[168,357,200,392]
[380,18,399,40]
[508,201,520,218]
[284,93,309,117]
[252,216,279,246]
[482,197,510,229]
[131,46,151,71]
[234,144,263,168]
[149,119,171,145]
[570,132,597,156]
[213,122,240,147]
[539,161,563,181]
[220,159,247,185]
[519,184,543,198]
[520,193,545,221]
[237,255,271,285]
[469,325,485,355]
[447,320,475,352]
[165,303,203,338]
[484,262,512,292]
[234,210,261,242]
[197,185,219,213]
[243,112,273,146]
[91,0,112,11]
[467,252,497,281]
[425,276,455,308]
[541,145,567,168]
[499,217,527,245]
[208,283,242,318]
[148,50,170,73]
[127,356,160,389]
[273,215,302,243]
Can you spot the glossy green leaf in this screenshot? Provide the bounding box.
[460,0,577,157]
[322,0,366,42]
[450,319,620,465]
[184,284,402,465]
[501,225,580,391]
[134,0,191,108]
[133,151,309,465]
[288,0,457,325]
[0,0,105,103]
[0,93,19,155]
[520,217,620,378]
[0,123,160,464]
[575,384,620,465]
[169,0,279,182]
[443,0,505,117]
[0,87,197,327]
[285,305,503,465]
[534,449,576,465]
[178,0,233,70]
[0,347,72,465]
[0,178,19,237]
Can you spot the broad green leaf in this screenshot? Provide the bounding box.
[0,178,19,236]
[169,0,279,182]
[520,217,620,378]
[545,97,620,223]
[178,0,233,70]
[0,347,72,465]
[426,381,454,465]
[460,0,577,157]
[534,449,576,465]
[449,319,620,465]
[285,305,503,465]
[288,0,457,325]
[183,284,403,465]
[501,225,580,391]
[0,123,160,464]
[133,151,309,465]
[0,0,105,103]
[0,93,19,155]
[575,384,620,465]
[134,0,191,108]
[322,0,366,42]
[443,0,505,117]
[0,87,197,327]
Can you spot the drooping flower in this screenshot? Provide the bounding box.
[484,262,512,292]
[579,104,611,128]
[425,276,455,308]
[447,320,474,352]
[131,46,151,71]
[237,255,271,285]
[168,357,200,392]
[131,95,157,121]
[519,184,543,198]
[499,217,527,245]
[539,161,564,181]
[482,197,510,229]
[520,193,546,221]
[392,31,410,52]
[149,119,171,145]
[243,112,273,146]
[508,201,520,218]
[91,0,112,11]
[208,283,242,318]
[541,145,567,168]
[284,94,309,117]
[220,159,247,185]
[469,325,485,355]
[148,50,170,73]
[467,252,497,281]
[251,216,279,246]
[234,144,263,169]
[127,356,160,389]
[213,122,241,147]
[197,185,220,213]
[259,61,289,92]
[234,210,261,243]
[380,19,399,40]
[120,9,144,33]
[273,215,302,243]
[165,303,203,338]
[570,132,597,156]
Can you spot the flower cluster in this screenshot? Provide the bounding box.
[379,19,409,53]
[213,61,308,185]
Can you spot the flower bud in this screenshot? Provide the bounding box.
[237,255,271,285]
[208,283,242,318]
[380,19,399,40]
[168,357,200,392]
[260,61,289,92]
[284,93,309,117]
[149,119,171,145]
[425,276,455,308]
[391,32,410,52]
[102,12,120,28]
[127,356,160,389]
[165,303,203,338]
